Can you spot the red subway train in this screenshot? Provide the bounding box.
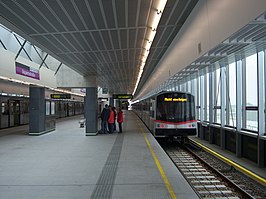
[133,91,197,142]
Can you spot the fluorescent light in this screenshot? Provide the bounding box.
[143,49,149,58]
[157,0,167,13]
[148,30,156,43]
[133,0,167,96]
[0,75,85,97]
[151,13,161,31]
[144,40,152,51]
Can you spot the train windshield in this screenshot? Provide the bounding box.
[156,93,195,122]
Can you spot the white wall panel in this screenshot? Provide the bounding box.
[136,0,266,100]
[0,48,56,87]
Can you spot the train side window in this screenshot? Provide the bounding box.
[21,101,29,113]
[51,101,55,115]
[46,101,51,115]
[1,102,9,115]
[149,98,155,118]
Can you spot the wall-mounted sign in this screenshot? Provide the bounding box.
[50,94,71,99]
[98,97,108,102]
[15,62,40,80]
[113,94,133,99]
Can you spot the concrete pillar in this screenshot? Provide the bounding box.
[29,86,45,135]
[85,87,98,136]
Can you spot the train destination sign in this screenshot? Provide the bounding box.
[113,94,133,99]
[50,94,71,99]
[164,97,187,102]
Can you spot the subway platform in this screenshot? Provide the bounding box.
[0,111,199,199]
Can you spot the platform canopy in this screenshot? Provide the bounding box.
[0,0,198,95]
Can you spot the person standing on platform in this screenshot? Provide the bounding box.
[117,107,124,133]
[108,105,115,133]
[101,104,110,134]
[112,107,117,132]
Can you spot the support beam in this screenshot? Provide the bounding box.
[257,49,265,167]
[13,34,32,61]
[236,57,243,157]
[220,64,226,149]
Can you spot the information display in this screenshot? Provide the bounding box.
[164,97,187,102]
[50,94,71,99]
[113,94,133,99]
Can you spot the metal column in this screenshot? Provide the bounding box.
[236,58,243,157]
[258,50,265,167]
[220,64,226,149]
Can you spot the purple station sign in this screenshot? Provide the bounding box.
[15,62,40,80]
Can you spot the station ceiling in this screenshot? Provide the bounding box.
[0,0,198,95]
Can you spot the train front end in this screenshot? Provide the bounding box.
[154,92,197,139]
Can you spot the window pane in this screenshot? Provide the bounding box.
[246,110,258,131]
[246,54,257,106]
[46,101,50,115]
[51,101,55,115]
[187,80,191,93]
[228,62,236,126]
[245,54,258,131]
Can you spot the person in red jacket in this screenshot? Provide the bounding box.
[108,105,115,133]
[117,107,124,133]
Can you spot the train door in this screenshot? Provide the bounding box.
[9,100,20,127]
[20,100,29,124]
[1,98,9,128]
[65,103,69,117]
[150,97,155,133]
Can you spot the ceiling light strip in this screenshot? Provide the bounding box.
[132,0,167,96]
[0,75,85,97]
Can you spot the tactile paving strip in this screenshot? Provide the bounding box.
[90,133,125,199]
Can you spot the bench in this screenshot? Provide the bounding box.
[79,119,86,128]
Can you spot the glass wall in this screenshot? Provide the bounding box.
[228,62,236,127]
[214,67,221,124]
[245,54,258,131]
[187,80,192,93]
[166,49,265,135]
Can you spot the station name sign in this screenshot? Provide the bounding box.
[164,97,187,102]
[51,94,71,99]
[15,62,40,80]
[113,94,133,99]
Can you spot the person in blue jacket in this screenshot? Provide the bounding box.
[101,104,110,134]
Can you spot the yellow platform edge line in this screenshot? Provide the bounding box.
[138,123,177,199]
[189,138,266,186]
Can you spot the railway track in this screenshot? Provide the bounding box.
[160,140,266,199]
